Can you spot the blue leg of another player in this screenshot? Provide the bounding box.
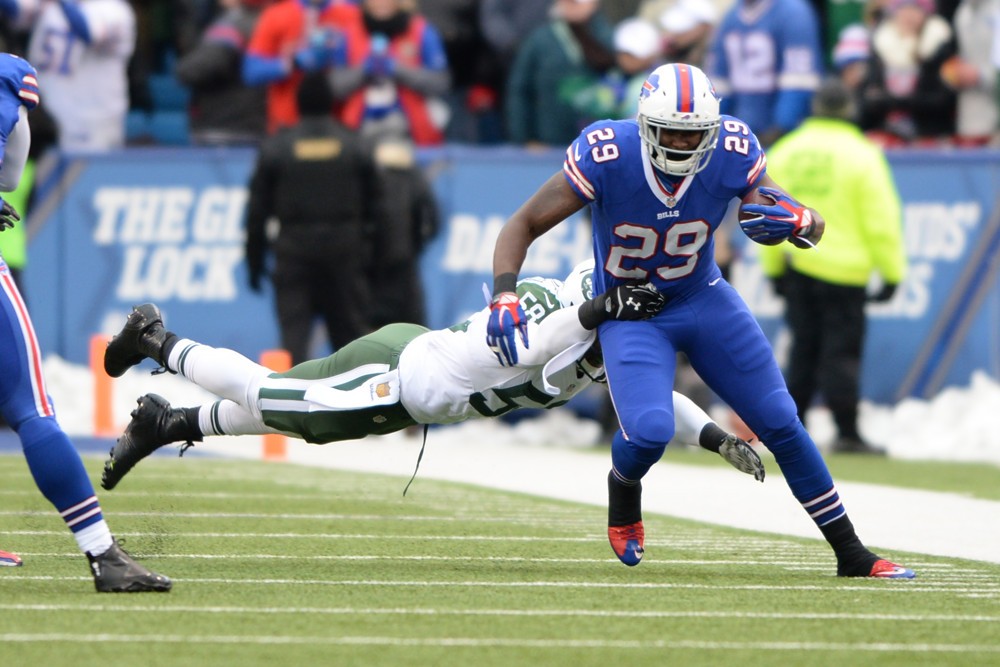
[0,266,171,591]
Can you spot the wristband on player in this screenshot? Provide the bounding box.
[492,272,517,297]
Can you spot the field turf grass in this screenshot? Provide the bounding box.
[1,454,999,667]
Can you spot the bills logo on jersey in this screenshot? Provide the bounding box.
[640,73,660,100]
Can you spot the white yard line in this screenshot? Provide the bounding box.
[2,603,999,622]
[189,426,1000,566]
[1,633,999,653]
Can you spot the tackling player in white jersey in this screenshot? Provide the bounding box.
[99,262,764,490]
[27,0,135,151]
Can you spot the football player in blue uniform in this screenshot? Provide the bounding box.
[707,0,823,145]
[487,62,915,579]
[0,53,170,591]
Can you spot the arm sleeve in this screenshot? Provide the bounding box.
[327,65,366,99]
[393,24,451,94]
[242,52,289,85]
[772,89,812,132]
[244,6,291,85]
[0,105,30,192]
[175,40,241,87]
[58,0,92,43]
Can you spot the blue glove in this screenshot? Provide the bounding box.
[739,186,815,247]
[363,52,396,79]
[0,196,20,231]
[486,292,529,367]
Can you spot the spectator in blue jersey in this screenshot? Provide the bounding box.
[0,52,170,591]
[707,0,824,146]
[486,62,916,580]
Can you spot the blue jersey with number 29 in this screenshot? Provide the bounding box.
[562,116,765,298]
[561,114,846,523]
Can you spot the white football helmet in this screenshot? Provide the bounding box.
[559,258,595,308]
[636,63,721,176]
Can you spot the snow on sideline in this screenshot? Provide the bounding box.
[41,357,1000,566]
[42,357,1000,465]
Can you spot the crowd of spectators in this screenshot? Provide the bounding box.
[0,0,995,150]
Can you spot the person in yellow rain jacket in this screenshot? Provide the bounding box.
[759,77,908,456]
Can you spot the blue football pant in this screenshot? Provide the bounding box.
[0,263,103,531]
[602,280,838,510]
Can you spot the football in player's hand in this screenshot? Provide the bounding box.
[738,188,784,246]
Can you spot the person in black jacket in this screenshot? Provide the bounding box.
[244,70,384,363]
[174,0,270,146]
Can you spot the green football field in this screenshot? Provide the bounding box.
[1,452,999,667]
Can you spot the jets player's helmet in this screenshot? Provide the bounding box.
[637,63,721,176]
[559,258,595,308]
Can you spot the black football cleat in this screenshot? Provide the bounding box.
[102,394,198,490]
[88,538,171,593]
[104,303,171,377]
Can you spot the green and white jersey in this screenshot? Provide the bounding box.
[398,277,602,424]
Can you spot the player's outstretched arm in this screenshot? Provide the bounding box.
[577,282,666,330]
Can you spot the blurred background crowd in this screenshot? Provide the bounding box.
[0,0,994,154]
